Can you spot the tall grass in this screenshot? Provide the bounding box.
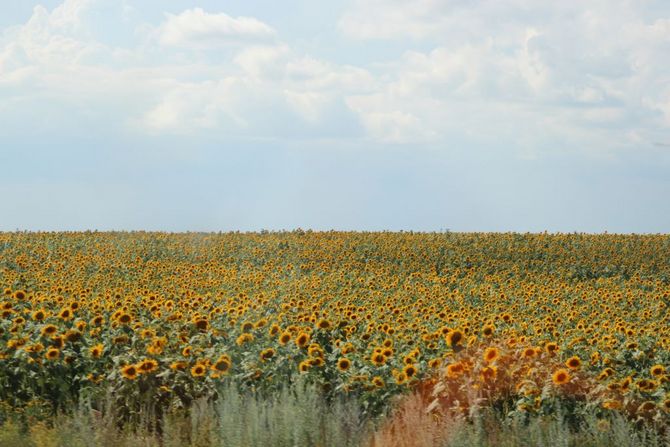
[1,383,668,447]
[0,381,371,447]
[369,391,670,447]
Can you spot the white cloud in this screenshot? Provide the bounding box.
[1,0,668,153]
[337,0,670,151]
[158,8,275,48]
[0,2,372,139]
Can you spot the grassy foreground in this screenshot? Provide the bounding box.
[0,382,668,447]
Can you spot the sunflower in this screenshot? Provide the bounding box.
[446,362,464,379]
[522,347,537,359]
[544,342,559,355]
[295,332,310,348]
[90,315,104,327]
[268,324,280,337]
[446,329,464,347]
[147,341,164,356]
[40,324,58,337]
[341,342,355,354]
[194,318,208,331]
[316,319,332,330]
[298,360,311,373]
[117,313,132,325]
[190,363,207,377]
[309,357,324,367]
[395,372,408,385]
[552,368,570,385]
[89,343,104,358]
[58,308,72,321]
[140,329,155,339]
[64,329,82,343]
[170,361,188,371]
[371,376,385,388]
[51,335,64,349]
[650,364,665,377]
[403,363,417,378]
[45,348,60,361]
[565,356,581,370]
[482,324,495,337]
[212,356,232,373]
[428,358,442,369]
[370,352,386,366]
[31,309,46,321]
[279,331,292,345]
[121,364,138,380]
[337,357,351,372]
[637,379,657,392]
[113,335,129,345]
[138,359,159,374]
[25,343,44,353]
[236,333,254,346]
[483,347,499,363]
[260,348,275,361]
[308,344,324,358]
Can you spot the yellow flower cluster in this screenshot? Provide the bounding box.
[0,231,669,416]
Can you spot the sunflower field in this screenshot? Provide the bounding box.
[1,231,669,444]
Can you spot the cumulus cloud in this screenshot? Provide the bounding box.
[0,2,371,139]
[1,0,668,153]
[338,0,670,152]
[158,8,275,48]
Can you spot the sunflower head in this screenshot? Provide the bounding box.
[194,318,209,331]
[89,344,104,358]
[565,356,581,370]
[260,348,275,361]
[41,324,58,337]
[295,332,310,348]
[446,330,464,347]
[482,325,495,337]
[446,362,464,379]
[191,363,207,377]
[403,364,417,378]
[45,348,60,361]
[121,364,138,380]
[552,368,570,385]
[484,347,500,363]
[212,356,232,373]
[650,364,665,377]
[370,352,386,366]
[138,359,158,374]
[337,357,351,372]
[298,360,311,373]
[316,319,332,330]
[395,372,408,385]
[371,376,385,388]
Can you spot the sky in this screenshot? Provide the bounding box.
[1,0,669,233]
